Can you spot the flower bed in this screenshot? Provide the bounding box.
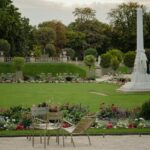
[0,101,150,131]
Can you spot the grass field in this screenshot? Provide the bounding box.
[0,128,150,137]
[0,83,150,112]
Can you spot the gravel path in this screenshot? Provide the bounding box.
[0,135,150,150]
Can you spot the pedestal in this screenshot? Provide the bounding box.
[30,57,35,63]
[0,57,5,62]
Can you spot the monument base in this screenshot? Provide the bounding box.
[119,73,150,92]
[119,81,150,92]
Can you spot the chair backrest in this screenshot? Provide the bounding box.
[31,107,49,117]
[72,117,95,134]
[47,111,63,122]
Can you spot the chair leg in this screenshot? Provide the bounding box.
[62,130,65,147]
[71,135,75,147]
[47,135,50,145]
[87,135,91,146]
[63,134,65,147]
[57,134,60,145]
[40,134,42,144]
[32,129,35,147]
[32,136,34,147]
[29,136,31,141]
[44,135,46,149]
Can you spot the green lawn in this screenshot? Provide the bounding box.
[0,128,150,137]
[0,83,150,112]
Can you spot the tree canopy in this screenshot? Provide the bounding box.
[1,1,150,59]
[0,0,33,56]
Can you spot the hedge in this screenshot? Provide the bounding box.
[0,63,86,77]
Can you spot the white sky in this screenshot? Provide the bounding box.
[44,0,124,5]
[12,0,150,26]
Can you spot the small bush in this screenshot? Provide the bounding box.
[84,48,97,57]
[108,49,123,63]
[13,57,25,71]
[139,100,150,120]
[124,51,136,68]
[61,103,89,124]
[33,45,41,57]
[84,55,95,69]
[117,66,129,74]
[111,56,120,71]
[96,103,131,120]
[100,53,111,68]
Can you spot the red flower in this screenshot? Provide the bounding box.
[128,124,134,128]
[16,124,24,130]
[107,122,113,129]
[62,122,71,128]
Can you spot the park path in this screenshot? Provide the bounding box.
[0,135,150,150]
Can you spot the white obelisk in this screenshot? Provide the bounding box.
[119,7,150,92]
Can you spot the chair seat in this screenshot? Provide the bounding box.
[63,125,75,133]
[35,123,61,130]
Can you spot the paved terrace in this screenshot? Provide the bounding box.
[0,135,150,150]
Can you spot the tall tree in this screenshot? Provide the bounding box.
[0,39,10,56]
[69,9,112,55]
[35,27,56,54]
[73,7,96,23]
[66,30,86,59]
[108,2,144,52]
[38,20,67,53]
[0,0,33,56]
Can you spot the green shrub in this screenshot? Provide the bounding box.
[100,53,111,68]
[13,57,25,71]
[111,56,120,71]
[139,100,150,120]
[84,55,95,69]
[33,45,41,57]
[124,51,136,68]
[21,112,32,128]
[108,49,123,63]
[117,66,129,74]
[84,48,97,57]
[61,103,89,124]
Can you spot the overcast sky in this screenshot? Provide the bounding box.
[12,0,150,26]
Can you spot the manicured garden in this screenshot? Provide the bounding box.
[0,82,150,136]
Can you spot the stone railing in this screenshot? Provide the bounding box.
[0,56,82,65]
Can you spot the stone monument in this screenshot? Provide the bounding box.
[62,50,67,63]
[119,7,150,92]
